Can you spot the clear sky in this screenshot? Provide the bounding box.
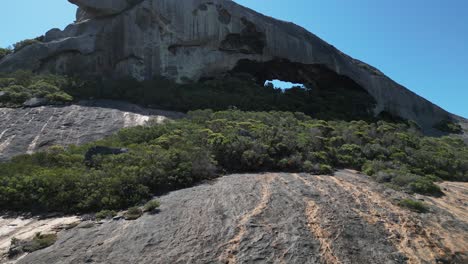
[1,0,466,118]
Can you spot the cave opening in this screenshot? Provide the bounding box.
[264,80,306,90]
[231,59,378,120]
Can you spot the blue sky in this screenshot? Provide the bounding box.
[1,1,466,118]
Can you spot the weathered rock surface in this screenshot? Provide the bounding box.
[0,0,462,131]
[0,100,184,161]
[2,170,464,264]
[0,214,80,263]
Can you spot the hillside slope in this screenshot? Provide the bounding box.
[0,100,184,161]
[7,170,466,264]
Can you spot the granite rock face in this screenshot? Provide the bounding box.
[0,100,184,161]
[0,0,460,131]
[10,170,467,264]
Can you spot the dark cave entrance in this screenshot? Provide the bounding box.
[231,59,378,120]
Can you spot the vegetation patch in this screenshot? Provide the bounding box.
[95,210,117,220]
[9,233,57,258]
[0,47,12,60]
[0,110,466,214]
[124,207,143,220]
[143,200,161,213]
[0,71,75,107]
[13,37,42,52]
[398,199,429,213]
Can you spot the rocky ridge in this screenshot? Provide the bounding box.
[0,0,461,131]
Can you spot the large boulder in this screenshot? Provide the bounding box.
[0,0,462,131]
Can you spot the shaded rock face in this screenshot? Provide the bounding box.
[0,100,184,161]
[456,117,468,143]
[0,0,459,131]
[11,170,467,264]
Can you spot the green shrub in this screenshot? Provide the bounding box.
[398,199,429,213]
[392,173,421,188]
[319,164,334,174]
[337,144,365,169]
[124,207,143,220]
[409,178,443,196]
[362,160,381,176]
[0,71,75,106]
[143,200,160,212]
[0,47,12,60]
[95,210,117,220]
[45,91,73,102]
[302,161,315,173]
[0,77,16,88]
[13,39,41,52]
[0,85,30,104]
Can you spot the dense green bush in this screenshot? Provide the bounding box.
[143,200,161,213]
[0,71,75,106]
[0,110,466,214]
[409,177,443,196]
[124,207,143,220]
[95,210,117,220]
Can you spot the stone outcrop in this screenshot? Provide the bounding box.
[5,170,467,264]
[0,0,462,131]
[70,0,134,17]
[0,100,184,161]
